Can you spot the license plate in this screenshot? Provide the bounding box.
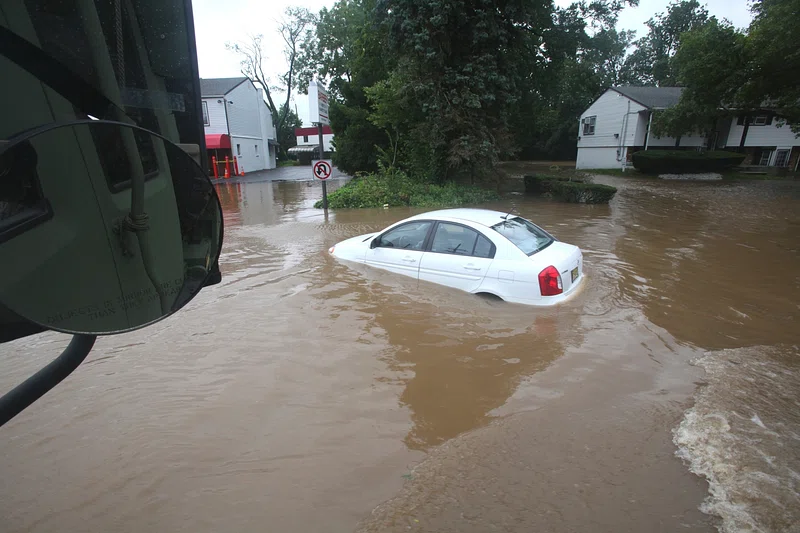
[571,267,579,283]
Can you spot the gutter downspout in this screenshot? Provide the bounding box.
[618,100,638,171]
[644,110,653,150]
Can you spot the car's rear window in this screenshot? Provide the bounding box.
[491,217,554,256]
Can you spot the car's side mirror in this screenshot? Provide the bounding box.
[370,237,380,249]
[0,120,223,335]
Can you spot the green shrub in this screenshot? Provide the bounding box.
[523,174,573,194]
[548,181,617,204]
[631,150,746,173]
[314,169,499,209]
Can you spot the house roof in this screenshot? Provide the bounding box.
[200,77,249,97]
[611,86,684,109]
[296,126,333,136]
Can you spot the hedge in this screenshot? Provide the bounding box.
[314,170,499,209]
[523,174,572,194]
[548,181,618,204]
[631,150,746,173]
[524,173,617,204]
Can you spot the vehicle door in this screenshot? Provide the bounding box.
[418,222,496,291]
[365,220,434,279]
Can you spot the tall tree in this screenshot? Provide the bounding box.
[226,7,314,136]
[294,0,393,175]
[622,0,710,86]
[371,0,553,180]
[655,0,800,138]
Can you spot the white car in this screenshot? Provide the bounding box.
[329,208,584,306]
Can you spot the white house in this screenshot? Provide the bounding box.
[723,113,799,170]
[576,86,800,171]
[200,77,278,175]
[288,126,335,160]
[576,87,706,169]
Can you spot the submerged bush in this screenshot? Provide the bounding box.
[548,181,617,204]
[631,150,745,173]
[314,170,499,209]
[524,173,617,204]
[523,174,572,194]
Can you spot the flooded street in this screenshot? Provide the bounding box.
[1,175,798,533]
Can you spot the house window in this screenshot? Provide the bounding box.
[236,144,241,156]
[303,135,308,143]
[582,116,596,135]
[202,101,209,126]
[758,149,773,166]
[752,115,768,126]
[774,149,790,167]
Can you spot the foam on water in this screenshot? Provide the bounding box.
[674,346,800,533]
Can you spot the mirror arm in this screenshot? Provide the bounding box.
[0,334,97,427]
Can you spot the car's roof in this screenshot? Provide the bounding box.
[408,208,512,228]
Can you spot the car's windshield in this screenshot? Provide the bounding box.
[491,217,554,256]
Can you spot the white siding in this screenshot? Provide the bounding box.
[231,137,264,173]
[226,81,261,139]
[257,92,276,170]
[296,133,335,151]
[203,98,228,135]
[726,118,800,147]
[576,147,624,169]
[577,90,647,149]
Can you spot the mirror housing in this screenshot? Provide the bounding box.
[370,237,380,249]
[0,120,223,335]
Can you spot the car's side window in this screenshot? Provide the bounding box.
[430,223,483,256]
[473,235,494,258]
[376,221,432,250]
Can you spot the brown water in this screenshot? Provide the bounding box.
[1,176,798,533]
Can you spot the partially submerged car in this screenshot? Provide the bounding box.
[329,209,584,305]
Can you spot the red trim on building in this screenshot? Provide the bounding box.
[205,134,231,149]
[295,126,333,136]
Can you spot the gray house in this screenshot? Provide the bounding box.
[200,77,278,173]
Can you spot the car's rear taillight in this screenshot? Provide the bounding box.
[538,265,563,296]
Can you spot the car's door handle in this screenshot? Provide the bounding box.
[463,265,482,271]
[402,257,417,263]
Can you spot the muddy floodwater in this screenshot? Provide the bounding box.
[1,175,798,533]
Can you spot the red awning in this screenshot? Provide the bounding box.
[205,134,231,149]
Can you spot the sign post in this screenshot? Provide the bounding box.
[309,80,331,210]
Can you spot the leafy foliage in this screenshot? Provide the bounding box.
[631,150,746,173]
[656,0,800,137]
[295,0,637,175]
[621,0,711,86]
[276,106,303,159]
[313,170,499,209]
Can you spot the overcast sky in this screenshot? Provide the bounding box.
[191,0,753,126]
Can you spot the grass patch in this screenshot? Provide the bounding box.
[314,169,499,209]
[277,159,300,167]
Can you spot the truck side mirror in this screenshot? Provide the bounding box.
[0,120,223,334]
